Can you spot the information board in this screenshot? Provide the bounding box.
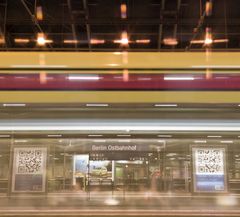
[12,147,47,193]
[192,146,227,193]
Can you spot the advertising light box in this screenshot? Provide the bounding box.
[192,146,227,193]
[11,147,47,193]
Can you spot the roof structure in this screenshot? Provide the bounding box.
[0,0,238,51]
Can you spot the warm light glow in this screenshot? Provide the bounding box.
[37,33,52,46]
[206,1,213,16]
[163,38,178,46]
[14,38,30,43]
[114,31,129,45]
[90,39,105,44]
[36,6,43,20]
[0,36,5,44]
[63,39,79,44]
[204,27,213,45]
[136,39,150,44]
[120,4,127,19]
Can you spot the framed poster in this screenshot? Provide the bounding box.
[11,147,47,193]
[192,146,227,193]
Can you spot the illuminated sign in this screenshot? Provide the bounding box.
[192,146,227,193]
[91,144,137,151]
[11,147,47,193]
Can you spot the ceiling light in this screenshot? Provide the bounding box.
[207,135,222,138]
[220,140,233,144]
[14,140,28,143]
[118,139,131,142]
[14,38,30,43]
[117,134,131,137]
[114,31,129,45]
[206,1,213,16]
[154,104,178,107]
[0,35,5,44]
[47,134,62,137]
[157,135,172,138]
[120,3,127,19]
[90,39,105,44]
[0,135,10,138]
[86,103,109,107]
[204,27,213,46]
[136,39,150,44]
[88,134,103,137]
[36,6,43,20]
[93,139,106,143]
[194,140,207,143]
[37,33,52,46]
[163,38,178,46]
[3,103,26,107]
[63,40,79,44]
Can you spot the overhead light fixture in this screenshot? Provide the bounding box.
[114,31,129,45]
[37,33,52,46]
[14,140,28,143]
[194,140,207,143]
[118,139,131,143]
[157,135,172,138]
[90,39,105,44]
[3,103,26,107]
[207,135,222,138]
[117,134,131,137]
[154,104,178,107]
[86,103,109,107]
[93,139,106,143]
[120,3,127,19]
[36,6,43,20]
[135,39,150,44]
[47,134,62,137]
[220,140,233,144]
[163,38,178,46]
[88,134,103,137]
[0,35,5,44]
[206,0,213,16]
[63,39,79,44]
[0,135,10,138]
[191,27,228,46]
[14,38,30,43]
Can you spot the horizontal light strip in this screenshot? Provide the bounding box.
[47,134,62,137]
[118,139,131,142]
[68,75,100,80]
[117,135,131,137]
[207,135,222,138]
[3,103,26,107]
[88,134,103,137]
[220,140,233,143]
[157,135,172,138]
[164,76,195,81]
[154,104,178,107]
[0,135,10,138]
[194,140,207,143]
[93,139,106,142]
[86,104,109,107]
[14,140,27,143]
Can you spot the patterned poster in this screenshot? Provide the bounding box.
[12,147,47,192]
[192,147,227,192]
